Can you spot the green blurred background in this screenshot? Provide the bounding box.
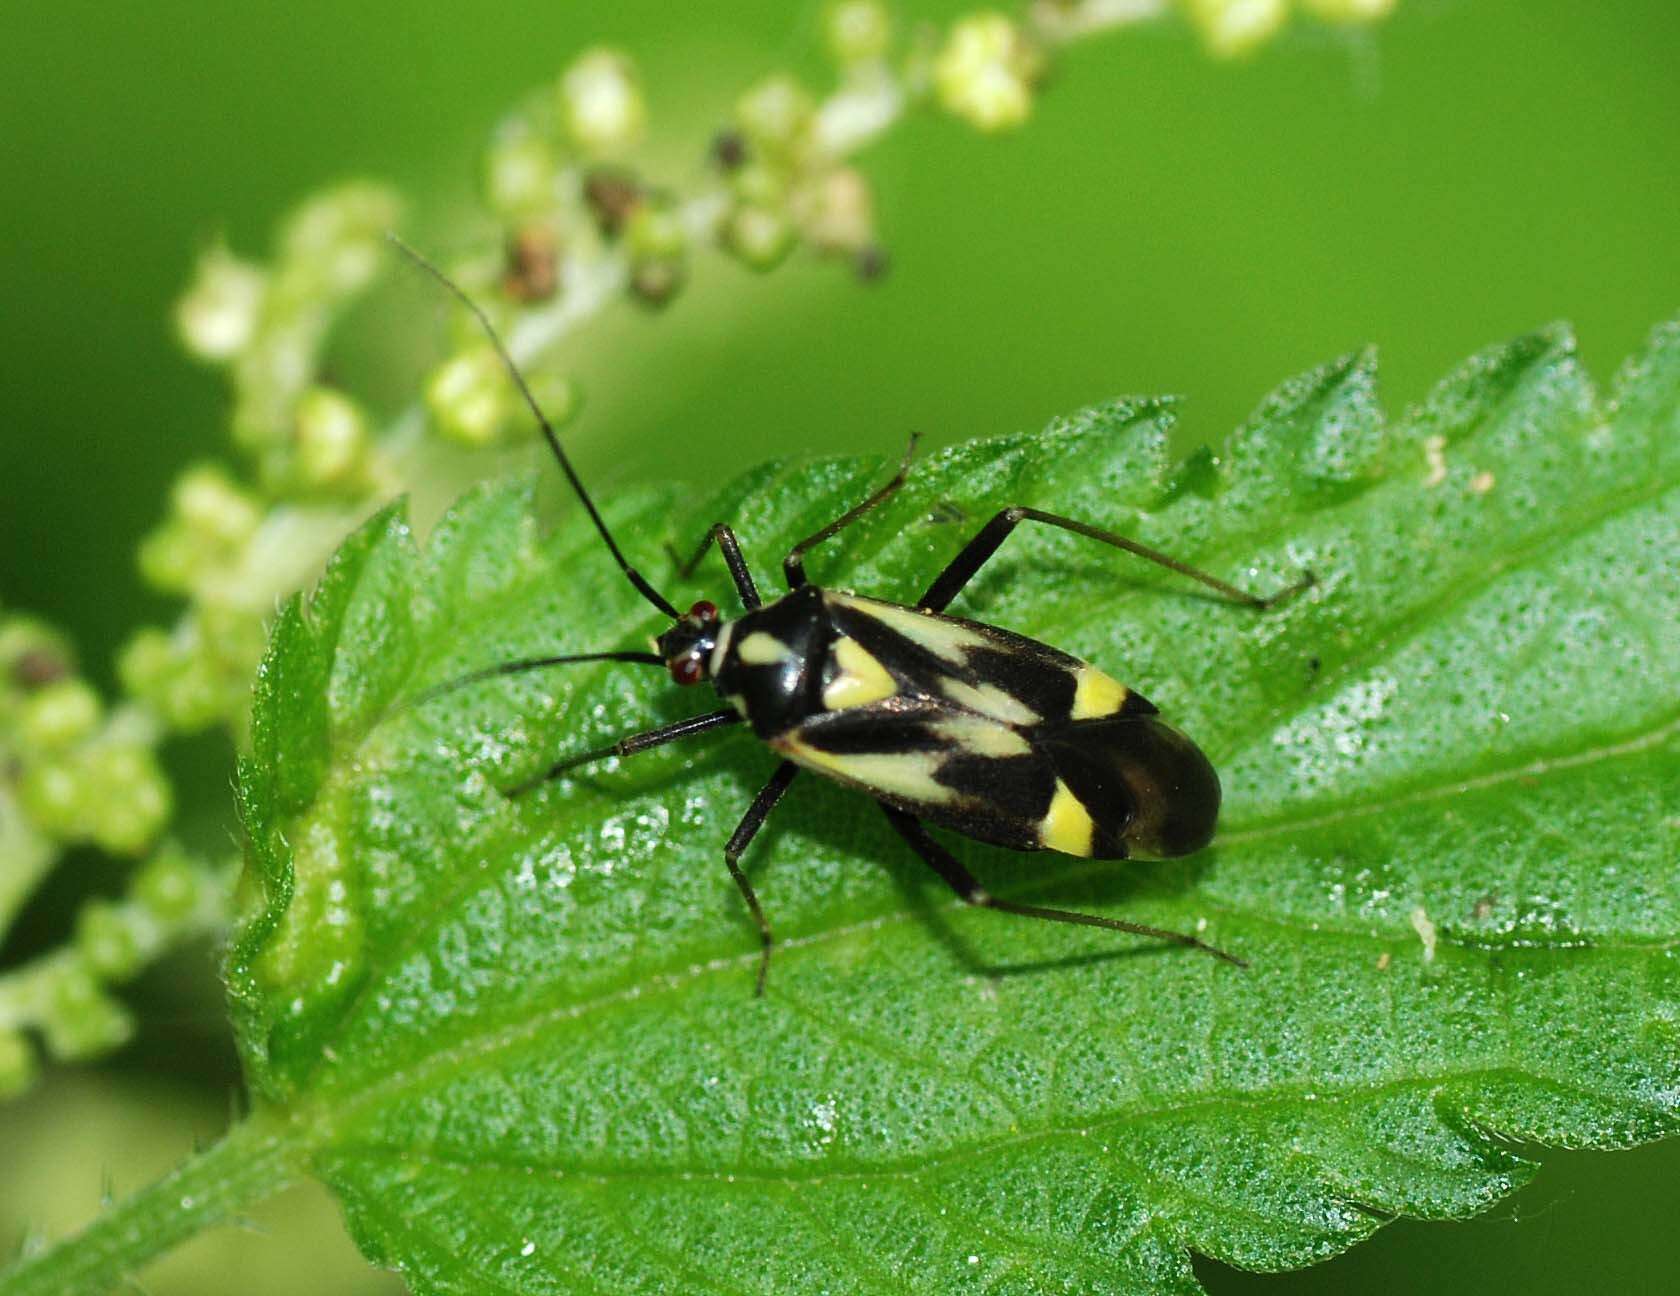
[2,1,1677,1291]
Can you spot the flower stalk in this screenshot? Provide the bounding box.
[0,1112,299,1296]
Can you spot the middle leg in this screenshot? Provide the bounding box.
[724,760,800,996]
[918,506,1313,614]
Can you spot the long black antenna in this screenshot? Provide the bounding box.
[388,233,681,621]
[405,650,665,709]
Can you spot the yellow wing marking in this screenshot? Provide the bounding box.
[1039,779,1095,856]
[773,734,956,805]
[938,676,1039,726]
[1069,666,1130,720]
[932,714,1031,757]
[823,636,898,710]
[831,594,989,664]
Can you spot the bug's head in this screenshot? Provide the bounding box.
[656,600,721,686]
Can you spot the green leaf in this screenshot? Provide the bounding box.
[231,321,1680,1295]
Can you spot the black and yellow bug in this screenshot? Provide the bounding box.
[398,239,1308,995]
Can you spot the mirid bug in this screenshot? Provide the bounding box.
[395,237,1309,995]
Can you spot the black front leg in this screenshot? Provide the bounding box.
[782,434,920,589]
[880,805,1245,967]
[510,708,740,795]
[722,760,800,996]
[668,522,762,609]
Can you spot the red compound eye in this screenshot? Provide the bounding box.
[689,599,719,623]
[669,654,705,686]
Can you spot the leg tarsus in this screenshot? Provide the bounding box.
[880,805,1246,968]
[724,851,775,997]
[1257,566,1316,609]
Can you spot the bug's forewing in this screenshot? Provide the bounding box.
[769,699,1057,853]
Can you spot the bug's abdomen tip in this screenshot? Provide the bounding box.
[1123,719,1221,858]
[1049,717,1220,860]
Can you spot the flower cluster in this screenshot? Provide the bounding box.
[136,0,1406,745]
[130,186,408,742]
[2,615,168,858]
[1,0,1398,1100]
[0,609,226,1097]
[1179,0,1396,58]
[0,844,229,1099]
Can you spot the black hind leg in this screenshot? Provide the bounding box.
[919,506,1312,614]
[881,806,1244,967]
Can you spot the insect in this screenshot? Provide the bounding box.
[395,237,1309,995]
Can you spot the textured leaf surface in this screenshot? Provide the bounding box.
[231,322,1680,1294]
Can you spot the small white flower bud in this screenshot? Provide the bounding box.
[1184,0,1288,58]
[172,465,262,549]
[19,679,103,751]
[559,49,646,156]
[485,123,560,215]
[1301,0,1396,20]
[175,244,268,362]
[934,14,1041,132]
[736,75,817,163]
[800,167,876,255]
[824,0,893,64]
[725,205,796,271]
[428,347,508,447]
[294,386,369,489]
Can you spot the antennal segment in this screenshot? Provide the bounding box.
[387,232,681,620]
[404,649,664,710]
